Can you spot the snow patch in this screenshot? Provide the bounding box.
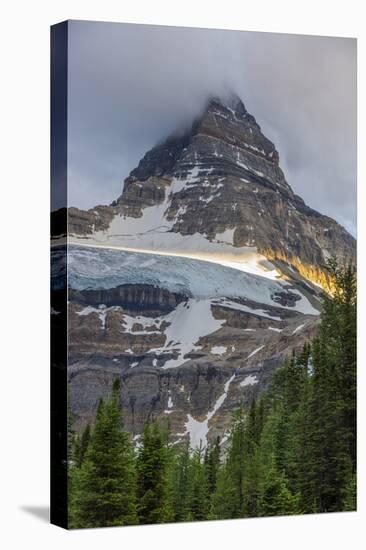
[211,346,227,356]
[269,326,283,333]
[184,373,236,449]
[76,305,108,330]
[122,313,161,335]
[215,228,235,245]
[150,299,226,369]
[240,375,258,387]
[164,394,174,414]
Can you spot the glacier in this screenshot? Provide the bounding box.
[64,244,319,316]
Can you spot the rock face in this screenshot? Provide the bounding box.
[55,93,356,448]
[66,277,320,445]
[68,94,355,288]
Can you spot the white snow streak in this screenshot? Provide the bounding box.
[164,393,174,414]
[292,323,305,335]
[184,373,236,449]
[247,345,265,359]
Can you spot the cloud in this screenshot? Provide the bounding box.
[67,20,356,235]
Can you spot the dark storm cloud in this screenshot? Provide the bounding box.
[68,20,356,235]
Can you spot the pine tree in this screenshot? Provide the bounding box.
[296,260,356,513]
[136,421,169,524]
[275,351,309,493]
[74,423,91,468]
[241,399,262,517]
[210,464,238,520]
[67,390,76,464]
[204,436,221,496]
[189,446,209,520]
[166,442,193,522]
[69,382,138,528]
[211,406,246,519]
[259,460,300,517]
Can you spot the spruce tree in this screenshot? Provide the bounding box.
[189,446,209,521]
[241,399,262,517]
[259,461,300,517]
[211,406,246,519]
[69,382,138,528]
[204,436,221,496]
[136,421,169,524]
[167,442,193,522]
[74,423,91,468]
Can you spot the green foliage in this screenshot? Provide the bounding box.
[259,461,300,517]
[73,423,91,468]
[69,382,138,528]
[189,447,210,520]
[136,421,169,524]
[166,442,193,522]
[204,437,221,495]
[67,260,356,527]
[343,474,357,511]
[295,260,356,513]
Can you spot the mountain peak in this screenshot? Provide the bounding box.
[191,92,279,166]
[66,93,355,291]
[124,92,281,185]
[206,92,247,116]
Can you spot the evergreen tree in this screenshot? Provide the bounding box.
[136,421,169,524]
[241,399,262,517]
[259,460,300,517]
[189,446,209,520]
[67,390,76,464]
[74,423,91,468]
[204,436,221,495]
[69,382,138,528]
[296,261,356,513]
[210,464,238,520]
[166,442,193,522]
[343,474,357,511]
[211,406,246,519]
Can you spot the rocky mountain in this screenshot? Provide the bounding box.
[52,93,356,449]
[67,94,355,288]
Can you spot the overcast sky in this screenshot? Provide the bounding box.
[67,20,357,236]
